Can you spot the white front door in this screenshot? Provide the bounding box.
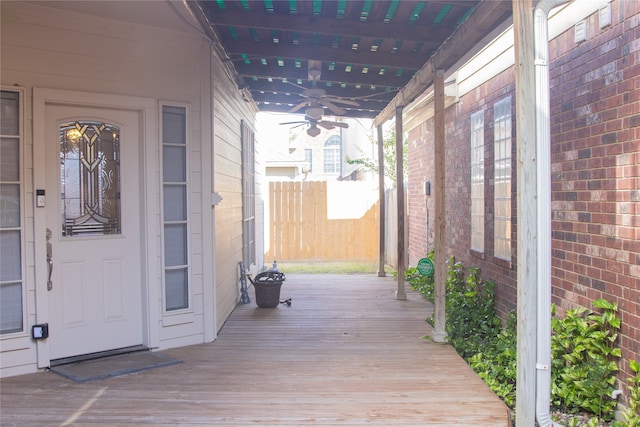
[45,104,144,361]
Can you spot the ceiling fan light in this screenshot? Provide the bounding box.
[307,126,321,137]
[306,106,324,120]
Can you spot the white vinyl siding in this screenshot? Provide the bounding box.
[470,109,485,253]
[162,105,191,311]
[0,90,24,334]
[493,96,512,261]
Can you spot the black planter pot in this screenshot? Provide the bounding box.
[251,271,286,308]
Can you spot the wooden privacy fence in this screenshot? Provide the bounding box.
[384,187,407,269]
[266,181,379,261]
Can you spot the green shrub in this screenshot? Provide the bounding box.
[612,359,640,427]
[469,312,517,407]
[407,254,630,424]
[406,255,502,359]
[444,259,502,359]
[551,299,621,421]
[406,250,435,302]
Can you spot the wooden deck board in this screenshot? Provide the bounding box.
[0,274,510,426]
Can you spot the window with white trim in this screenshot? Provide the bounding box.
[323,135,341,174]
[241,120,256,267]
[304,149,312,172]
[493,96,512,261]
[0,90,24,334]
[161,105,190,311]
[470,109,485,253]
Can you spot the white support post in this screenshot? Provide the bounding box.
[513,0,538,425]
[377,124,386,277]
[432,68,447,343]
[395,107,407,300]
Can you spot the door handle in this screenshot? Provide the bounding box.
[46,228,53,291]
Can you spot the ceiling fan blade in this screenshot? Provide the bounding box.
[319,120,348,129]
[319,99,346,115]
[324,97,359,106]
[279,121,307,125]
[316,121,334,130]
[287,100,308,113]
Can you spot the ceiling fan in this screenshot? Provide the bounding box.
[287,60,359,119]
[280,117,349,137]
[288,88,360,118]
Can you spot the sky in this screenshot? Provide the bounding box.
[256,111,304,151]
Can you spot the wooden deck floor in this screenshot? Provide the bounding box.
[1,274,510,426]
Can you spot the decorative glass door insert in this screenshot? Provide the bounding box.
[59,121,121,236]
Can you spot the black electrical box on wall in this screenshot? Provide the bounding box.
[31,324,49,340]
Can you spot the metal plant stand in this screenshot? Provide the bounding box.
[238,261,251,304]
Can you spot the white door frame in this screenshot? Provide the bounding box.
[33,88,160,367]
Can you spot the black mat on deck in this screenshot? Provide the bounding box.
[50,351,182,383]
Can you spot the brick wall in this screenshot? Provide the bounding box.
[549,0,640,385]
[406,0,639,391]
[407,72,518,317]
[407,121,433,261]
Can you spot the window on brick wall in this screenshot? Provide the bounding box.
[493,96,512,261]
[470,109,485,253]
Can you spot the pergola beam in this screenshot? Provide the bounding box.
[202,9,450,46]
[374,0,512,127]
[223,41,427,70]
